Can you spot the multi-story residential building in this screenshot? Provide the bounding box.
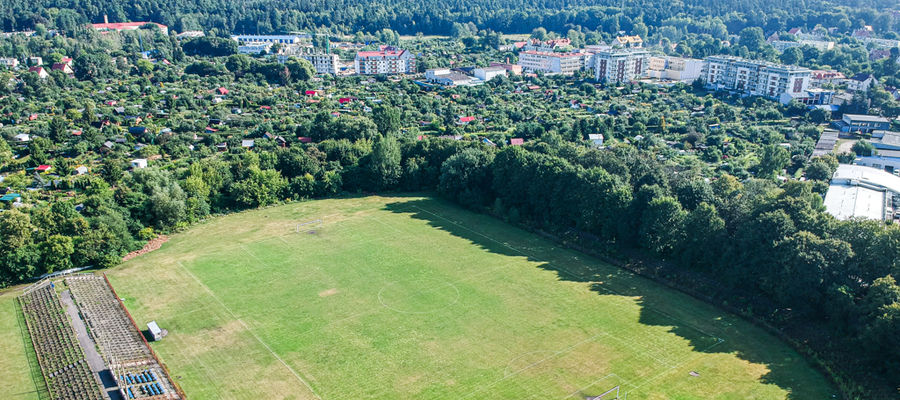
[591,49,650,83]
[354,47,416,75]
[518,50,585,75]
[703,56,812,103]
[231,35,302,45]
[646,56,704,83]
[279,52,340,74]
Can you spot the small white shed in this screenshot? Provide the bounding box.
[131,158,148,169]
[147,321,163,341]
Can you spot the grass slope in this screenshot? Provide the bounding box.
[19,195,834,399]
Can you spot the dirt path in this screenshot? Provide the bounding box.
[123,235,170,262]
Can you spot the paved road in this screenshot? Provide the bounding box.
[60,289,123,400]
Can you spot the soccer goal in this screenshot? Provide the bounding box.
[588,386,621,400]
[296,219,323,234]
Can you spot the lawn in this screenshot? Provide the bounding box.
[0,288,48,400]
[14,195,835,399]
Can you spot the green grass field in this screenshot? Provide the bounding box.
[0,290,47,400]
[2,195,836,399]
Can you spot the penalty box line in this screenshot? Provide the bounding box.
[176,261,324,400]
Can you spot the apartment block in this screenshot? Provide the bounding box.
[354,46,416,75]
[592,49,650,83]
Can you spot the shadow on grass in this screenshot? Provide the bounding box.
[384,196,833,400]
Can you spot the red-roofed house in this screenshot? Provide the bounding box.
[217,87,229,95]
[28,66,49,79]
[458,116,476,124]
[338,97,355,104]
[298,136,313,143]
[35,165,52,173]
[354,46,416,75]
[510,138,524,146]
[305,90,319,97]
[92,22,168,35]
[52,61,73,75]
[71,130,82,136]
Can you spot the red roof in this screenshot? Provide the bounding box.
[259,106,271,110]
[217,87,229,95]
[304,90,318,96]
[28,66,45,74]
[459,116,476,123]
[72,130,82,136]
[298,136,312,143]
[36,165,51,171]
[510,138,524,146]
[338,97,354,104]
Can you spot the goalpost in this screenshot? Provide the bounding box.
[296,219,323,233]
[589,386,621,400]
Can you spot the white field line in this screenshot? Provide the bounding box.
[458,334,604,399]
[177,261,324,400]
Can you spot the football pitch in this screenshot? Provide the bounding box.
[2,195,836,399]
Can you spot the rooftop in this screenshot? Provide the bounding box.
[844,114,890,123]
[824,164,900,221]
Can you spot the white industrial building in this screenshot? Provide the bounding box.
[425,69,477,86]
[824,164,900,222]
[473,66,507,81]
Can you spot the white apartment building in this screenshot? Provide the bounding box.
[703,56,811,103]
[354,47,416,75]
[591,49,650,83]
[518,51,585,75]
[279,53,340,74]
[646,56,704,83]
[232,35,302,45]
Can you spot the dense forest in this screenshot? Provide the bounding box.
[2,0,899,38]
